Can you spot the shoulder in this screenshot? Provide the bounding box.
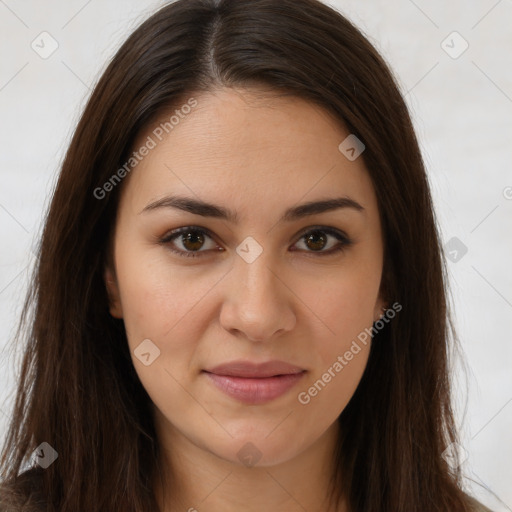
[0,466,46,512]
[465,493,494,512]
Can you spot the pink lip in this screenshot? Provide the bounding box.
[203,360,306,404]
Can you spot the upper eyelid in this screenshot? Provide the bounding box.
[162,225,350,249]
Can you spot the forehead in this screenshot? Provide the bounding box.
[120,87,378,221]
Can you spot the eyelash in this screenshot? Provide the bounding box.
[159,225,353,259]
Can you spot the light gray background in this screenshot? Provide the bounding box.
[0,1,511,510]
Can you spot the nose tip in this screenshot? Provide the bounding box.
[227,311,287,343]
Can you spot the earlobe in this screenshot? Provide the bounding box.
[104,267,123,319]
[374,274,390,323]
[373,298,388,323]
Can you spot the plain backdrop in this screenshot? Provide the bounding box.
[0,1,511,510]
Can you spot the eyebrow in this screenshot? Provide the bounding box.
[139,194,365,222]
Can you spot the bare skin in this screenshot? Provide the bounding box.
[105,86,386,512]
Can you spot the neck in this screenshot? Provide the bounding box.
[153,414,347,512]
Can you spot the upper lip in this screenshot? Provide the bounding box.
[204,360,306,378]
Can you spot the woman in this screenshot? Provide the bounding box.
[0,0,494,510]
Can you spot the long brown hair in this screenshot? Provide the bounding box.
[0,0,480,510]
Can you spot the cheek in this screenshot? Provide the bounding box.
[301,265,381,347]
[294,334,370,443]
[114,250,212,418]
[289,273,377,416]
[293,260,379,406]
[311,303,373,392]
[114,234,176,321]
[113,240,213,364]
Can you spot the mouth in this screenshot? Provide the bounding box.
[202,360,306,405]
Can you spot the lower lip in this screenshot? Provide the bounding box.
[203,371,306,405]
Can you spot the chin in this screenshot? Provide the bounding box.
[204,431,306,468]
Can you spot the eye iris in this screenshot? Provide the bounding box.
[182,231,205,251]
[305,231,327,251]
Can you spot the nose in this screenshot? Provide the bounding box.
[219,252,296,343]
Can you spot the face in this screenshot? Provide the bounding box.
[105,87,386,468]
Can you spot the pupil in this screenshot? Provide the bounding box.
[306,231,326,251]
[183,231,204,251]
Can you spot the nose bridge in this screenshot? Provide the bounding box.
[221,246,294,341]
[234,249,281,311]
[233,234,278,293]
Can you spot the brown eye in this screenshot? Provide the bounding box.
[180,230,206,251]
[160,226,352,259]
[304,231,328,251]
[160,227,219,258]
[292,228,352,256]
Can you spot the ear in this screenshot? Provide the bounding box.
[104,266,123,319]
[373,266,391,323]
[373,297,387,322]
[373,294,387,323]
